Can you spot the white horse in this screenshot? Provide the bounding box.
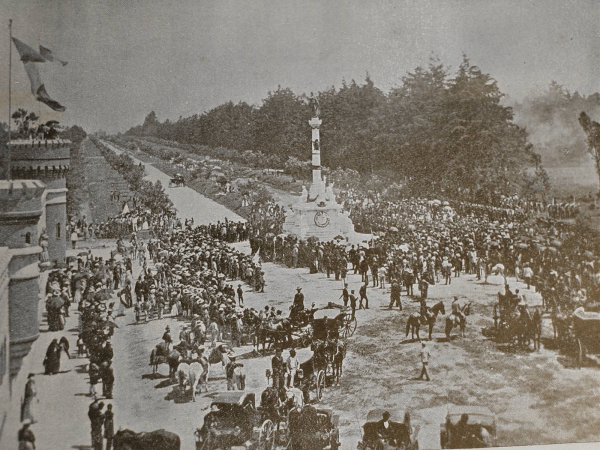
[188,362,204,402]
[177,361,207,402]
[176,362,190,390]
[490,263,507,285]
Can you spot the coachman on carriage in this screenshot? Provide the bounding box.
[357,409,419,450]
[440,406,496,448]
[482,288,542,350]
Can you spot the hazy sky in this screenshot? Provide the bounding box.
[0,0,598,133]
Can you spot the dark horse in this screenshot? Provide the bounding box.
[113,428,180,450]
[150,342,184,378]
[530,307,543,351]
[511,306,543,350]
[255,319,294,353]
[445,302,471,338]
[406,301,446,340]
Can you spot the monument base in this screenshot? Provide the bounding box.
[283,201,357,242]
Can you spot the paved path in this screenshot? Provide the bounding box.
[102,140,244,225]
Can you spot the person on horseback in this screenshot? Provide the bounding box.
[162,326,172,352]
[419,298,429,318]
[451,297,464,323]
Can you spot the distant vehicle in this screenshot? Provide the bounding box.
[169,173,185,187]
[440,405,496,448]
[357,408,419,450]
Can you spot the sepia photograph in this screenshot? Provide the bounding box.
[1,1,600,449]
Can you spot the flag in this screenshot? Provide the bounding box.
[12,37,65,112]
[39,45,68,66]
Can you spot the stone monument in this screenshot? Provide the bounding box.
[283,104,356,241]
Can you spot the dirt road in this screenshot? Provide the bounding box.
[104,141,600,449]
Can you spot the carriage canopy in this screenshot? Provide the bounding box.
[365,408,405,423]
[446,406,495,427]
[313,308,345,321]
[211,391,254,407]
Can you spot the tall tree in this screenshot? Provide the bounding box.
[578,111,600,192]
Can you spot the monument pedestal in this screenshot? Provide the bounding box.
[283,201,356,242]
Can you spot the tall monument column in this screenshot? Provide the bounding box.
[308,117,324,201]
[310,117,322,185]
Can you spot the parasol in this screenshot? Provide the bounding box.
[47,296,65,309]
[389,226,399,232]
[550,240,562,247]
[547,246,558,254]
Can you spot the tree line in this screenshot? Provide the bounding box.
[127,56,542,203]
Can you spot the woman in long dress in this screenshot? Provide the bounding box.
[43,339,60,375]
[21,373,39,424]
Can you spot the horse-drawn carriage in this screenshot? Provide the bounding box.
[195,391,340,450]
[314,303,357,339]
[482,293,542,350]
[254,303,356,352]
[310,307,351,387]
[439,405,496,449]
[357,409,419,450]
[169,173,185,187]
[194,392,277,450]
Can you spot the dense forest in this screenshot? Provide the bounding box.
[126,56,543,201]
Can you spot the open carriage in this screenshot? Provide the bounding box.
[572,307,600,367]
[357,409,419,450]
[194,392,279,450]
[169,173,185,187]
[312,303,357,341]
[440,406,496,449]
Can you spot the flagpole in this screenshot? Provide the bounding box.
[7,19,12,180]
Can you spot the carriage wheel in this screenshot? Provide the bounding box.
[316,370,326,402]
[340,315,357,338]
[259,419,276,450]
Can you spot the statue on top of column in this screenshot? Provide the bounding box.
[309,97,320,118]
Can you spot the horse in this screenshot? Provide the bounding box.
[530,307,543,351]
[490,264,507,285]
[113,428,181,450]
[255,319,293,353]
[506,310,530,348]
[230,365,246,391]
[177,361,204,402]
[207,343,232,371]
[150,342,182,378]
[445,302,471,338]
[406,301,446,340]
